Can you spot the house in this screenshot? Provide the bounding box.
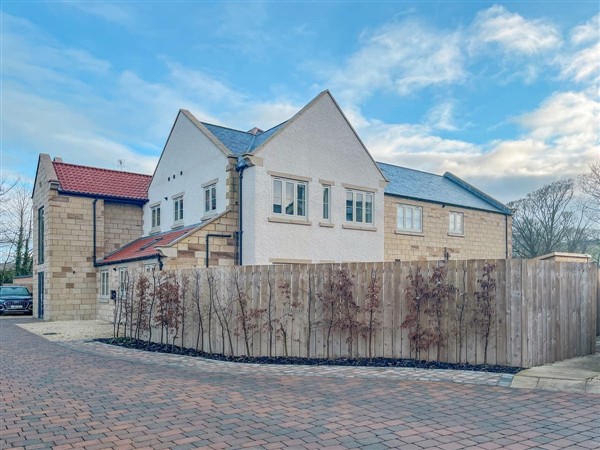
[32,90,512,321]
[32,155,151,320]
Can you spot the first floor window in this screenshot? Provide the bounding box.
[397,204,422,232]
[449,211,464,234]
[346,190,373,224]
[100,270,109,297]
[272,178,307,218]
[204,184,217,213]
[145,264,156,273]
[322,185,330,221]
[151,205,161,228]
[174,196,184,222]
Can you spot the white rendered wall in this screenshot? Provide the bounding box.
[144,113,228,235]
[243,93,386,265]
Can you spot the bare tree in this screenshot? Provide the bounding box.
[508,179,593,258]
[579,160,600,217]
[0,181,32,282]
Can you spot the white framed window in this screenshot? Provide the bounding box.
[204,184,217,213]
[322,185,331,221]
[272,178,307,218]
[145,264,156,273]
[345,190,373,224]
[151,205,161,229]
[119,268,127,299]
[173,196,184,222]
[449,211,464,235]
[397,204,422,233]
[100,270,109,298]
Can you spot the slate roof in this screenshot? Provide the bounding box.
[98,224,199,265]
[201,121,287,155]
[53,162,151,202]
[377,162,511,215]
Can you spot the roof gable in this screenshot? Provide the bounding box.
[52,161,151,202]
[378,162,511,215]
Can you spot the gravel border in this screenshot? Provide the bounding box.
[16,320,113,341]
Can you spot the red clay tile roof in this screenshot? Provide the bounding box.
[99,226,197,265]
[53,162,152,201]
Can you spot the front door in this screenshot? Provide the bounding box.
[37,272,44,319]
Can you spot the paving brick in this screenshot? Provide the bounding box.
[2,319,599,450]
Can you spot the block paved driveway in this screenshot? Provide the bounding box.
[1,319,599,450]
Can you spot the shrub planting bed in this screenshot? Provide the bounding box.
[96,337,522,374]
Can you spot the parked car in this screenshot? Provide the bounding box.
[0,286,33,315]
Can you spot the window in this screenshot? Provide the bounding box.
[345,190,374,224]
[37,207,44,264]
[204,184,217,213]
[100,270,109,298]
[151,205,161,229]
[449,211,464,235]
[173,196,184,222]
[119,268,127,299]
[322,185,330,221]
[145,264,156,273]
[397,204,422,233]
[272,178,307,218]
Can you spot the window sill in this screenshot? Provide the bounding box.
[201,212,217,221]
[268,216,312,226]
[448,232,465,238]
[172,221,184,229]
[150,227,161,235]
[395,230,424,237]
[342,224,377,232]
[99,298,109,304]
[319,221,334,228]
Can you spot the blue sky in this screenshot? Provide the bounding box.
[1,1,598,201]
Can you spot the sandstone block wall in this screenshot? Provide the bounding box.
[384,195,512,261]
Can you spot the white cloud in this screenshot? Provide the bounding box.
[64,1,134,26]
[471,5,561,55]
[424,101,460,131]
[357,87,599,201]
[570,14,599,45]
[328,19,466,103]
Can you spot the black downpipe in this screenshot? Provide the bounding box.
[92,199,98,266]
[236,161,247,265]
[505,215,509,259]
[206,233,232,268]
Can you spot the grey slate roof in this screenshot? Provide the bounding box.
[377,162,511,215]
[202,121,287,155]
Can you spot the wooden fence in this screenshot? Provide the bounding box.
[119,259,598,368]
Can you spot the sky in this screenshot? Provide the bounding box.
[1,1,598,202]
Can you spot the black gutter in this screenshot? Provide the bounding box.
[205,234,232,268]
[58,190,147,206]
[384,193,511,216]
[95,254,159,267]
[92,199,98,267]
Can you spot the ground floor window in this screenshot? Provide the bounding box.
[100,270,109,297]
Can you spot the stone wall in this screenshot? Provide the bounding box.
[384,195,512,261]
[32,155,145,321]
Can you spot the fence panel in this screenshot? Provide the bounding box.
[122,259,597,368]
